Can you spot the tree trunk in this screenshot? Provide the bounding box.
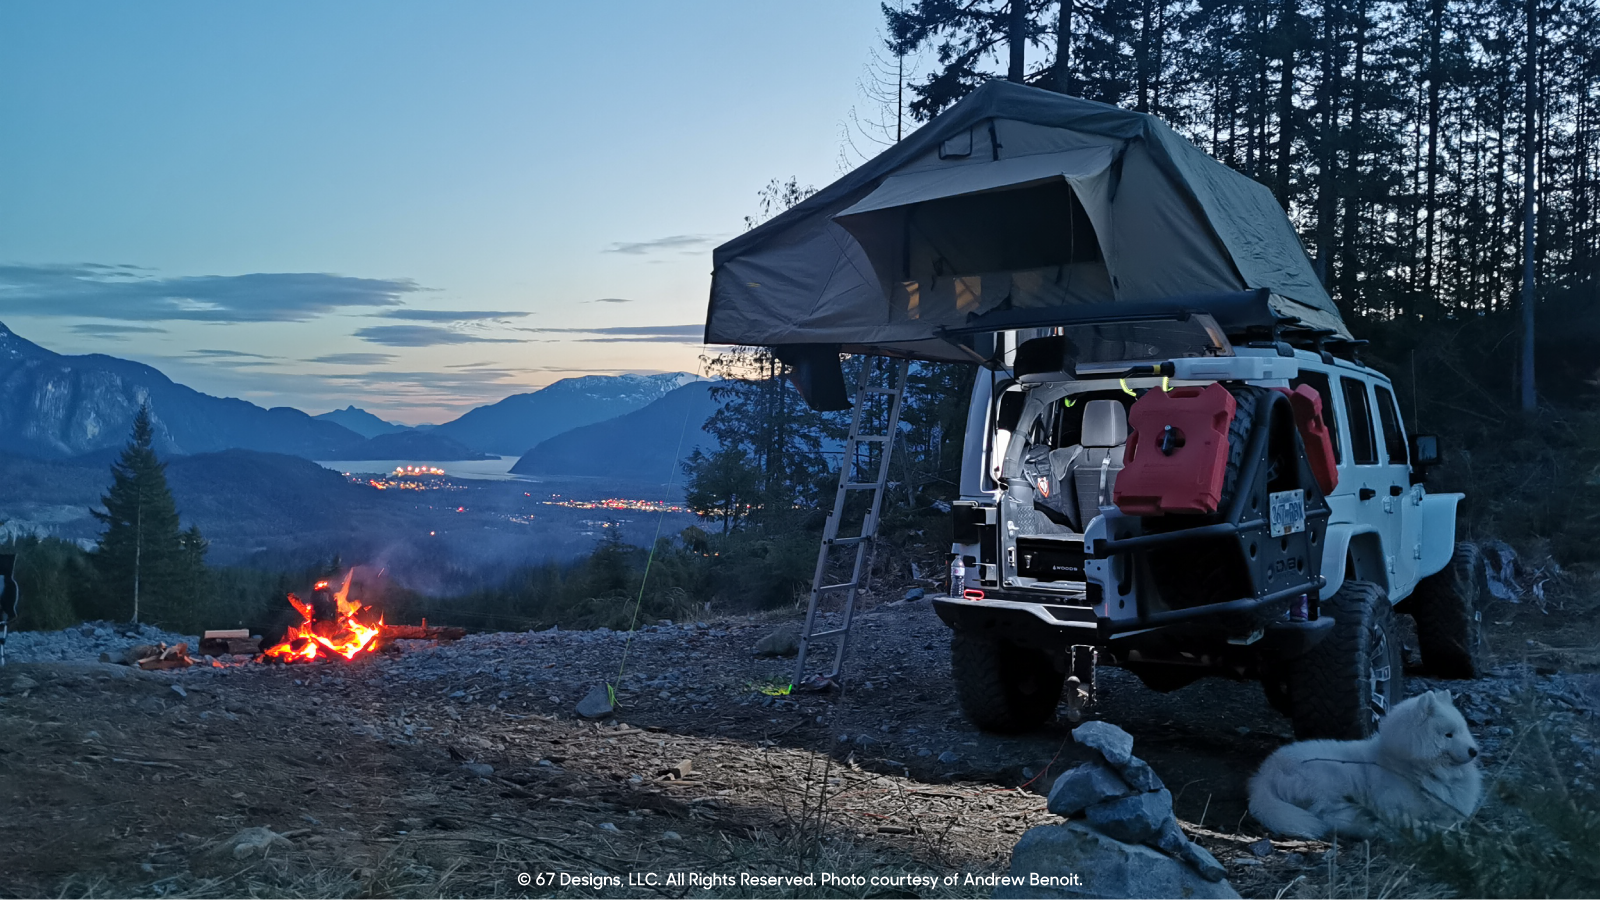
[1422,0,1444,306]
[1136,0,1152,111]
[1274,0,1298,208]
[1053,0,1073,93]
[1518,0,1538,412]
[1009,0,1027,83]
[1314,0,1341,284]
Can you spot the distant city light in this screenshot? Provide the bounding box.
[542,498,687,513]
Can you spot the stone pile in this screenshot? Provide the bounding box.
[999,721,1237,899]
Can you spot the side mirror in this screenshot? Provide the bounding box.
[1410,434,1441,467]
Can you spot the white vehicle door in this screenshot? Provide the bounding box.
[1338,376,1396,593]
[1373,384,1420,598]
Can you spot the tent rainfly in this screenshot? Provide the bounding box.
[704,81,1350,381]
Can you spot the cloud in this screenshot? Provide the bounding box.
[379,309,532,322]
[68,323,168,339]
[305,352,397,366]
[603,234,720,255]
[587,297,632,303]
[188,349,279,360]
[353,324,524,347]
[517,324,702,343]
[0,263,419,322]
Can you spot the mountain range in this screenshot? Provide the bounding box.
[430,372,704,456]
[0,321,704,464]
[0,322,363,459]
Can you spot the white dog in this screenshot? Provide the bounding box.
[1248,690,1484,840]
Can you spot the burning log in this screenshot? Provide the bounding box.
[200,629,262,656]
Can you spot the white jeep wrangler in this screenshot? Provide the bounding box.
[939,308,1482,741]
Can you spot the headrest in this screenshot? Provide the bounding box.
[1081,400,1128,447]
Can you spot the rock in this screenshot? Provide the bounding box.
[598,822,621,833]
[461,763,494,778]
[170,684,187,699]
[938,751,959,765]
[1112,755,1164,792]
[213,827,294,860]
[1048,761,1132,817]
[999,821,1239,899]
[903,588,926,601]
[1246,838,1273,857]
[1084,788,1173,844]
[1152,819,1227,882]
[7,675,38,694]
[576,685,614,718]
[1072,721,1134,766]
[661,831,682,842]
[752,625,801,658]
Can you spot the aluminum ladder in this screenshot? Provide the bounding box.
[794,357,910,688]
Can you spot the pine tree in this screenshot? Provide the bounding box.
[90,404,202,625]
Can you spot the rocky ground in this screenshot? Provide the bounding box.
[2,577,1597,898]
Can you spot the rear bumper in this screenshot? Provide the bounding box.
[932,590,1333,662]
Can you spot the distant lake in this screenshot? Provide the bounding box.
[314,456,535,482]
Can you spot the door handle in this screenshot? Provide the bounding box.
[1390,484,1404,497]
[1359,487,1376,501]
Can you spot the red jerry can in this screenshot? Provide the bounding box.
[1274,385,1339,495]
[1113,383,1238,516]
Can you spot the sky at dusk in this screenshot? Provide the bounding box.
[0,1,893,424]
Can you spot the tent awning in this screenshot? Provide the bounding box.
[833,146,1115,218]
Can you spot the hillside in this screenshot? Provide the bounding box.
[509,381,718,478]
[431,372,702,455]
[328,430,492,461]
[0,322,363,460]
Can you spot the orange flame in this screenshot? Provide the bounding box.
[263,571,383,662]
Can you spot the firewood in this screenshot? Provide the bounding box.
[203,629,250,640]
[380,624,466,641]
[200,636,262,656]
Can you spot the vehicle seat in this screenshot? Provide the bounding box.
[1065,400,1128,520]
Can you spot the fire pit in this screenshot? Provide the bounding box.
[263,572,383,662]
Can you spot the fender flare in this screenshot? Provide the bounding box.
[1320,523,1386,599]
[1415,492,1465,581]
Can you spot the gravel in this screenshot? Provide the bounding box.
[2,621,199,664]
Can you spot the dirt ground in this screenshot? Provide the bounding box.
[2,569,1596,899]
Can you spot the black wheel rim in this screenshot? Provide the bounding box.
[1367,618,1393,730]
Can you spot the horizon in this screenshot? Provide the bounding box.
[0,2,893,424]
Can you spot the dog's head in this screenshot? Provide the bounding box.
[1379,690,1481,766]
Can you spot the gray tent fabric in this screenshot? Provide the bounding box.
[706,81,1348,361]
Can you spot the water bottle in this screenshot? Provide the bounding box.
[949,555,966,598]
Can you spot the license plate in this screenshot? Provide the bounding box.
[1269,489,1305,537]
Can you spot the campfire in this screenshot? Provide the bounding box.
[263,572,383,662]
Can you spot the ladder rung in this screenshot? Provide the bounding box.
[843,482,880,490]
[850,434,889,442]
[826,535,871,546]
[805,627,849,640]
[817,582,857,593]
[860,387,900,395]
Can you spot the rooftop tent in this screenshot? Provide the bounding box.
[705,81,1349,367]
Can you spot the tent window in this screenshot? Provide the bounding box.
[904,180,1101,278]
[940,129,974,159]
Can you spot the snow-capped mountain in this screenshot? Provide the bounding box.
[0,321,363,459]
[429,372,704,455]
